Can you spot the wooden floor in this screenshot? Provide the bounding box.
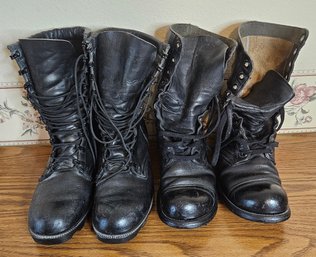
[0,133,315,257]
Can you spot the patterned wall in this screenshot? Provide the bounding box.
[0,70,316,145]
[283,71,316,133]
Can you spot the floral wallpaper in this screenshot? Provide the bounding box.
[0,94,44,136]
[285,80,316,127]
[283,73,316,132]
[0,86,48,145]
[0,71,316,145]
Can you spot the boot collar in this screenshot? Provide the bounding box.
[228,21,308,96]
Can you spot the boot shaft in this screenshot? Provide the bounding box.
[9,27,88,100]
[88,28,168,120]
[217,71,295,167]
[228,71,294,140]
[87,28,168,139]
[155,24,236,135]
[8,27,96,174]
[8,27,90,129]
[85,28,168,180]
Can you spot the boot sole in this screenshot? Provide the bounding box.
[157,197,218,229]
[92,198,153,243]
[29,211,88,245]
[218,185,291,223]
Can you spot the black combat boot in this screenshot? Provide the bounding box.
[8,27,96,244]
[214,21,308,223]
[154,24,236,228]
[86,28,168,243]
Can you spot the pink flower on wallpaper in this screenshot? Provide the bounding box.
[290,83,316,105]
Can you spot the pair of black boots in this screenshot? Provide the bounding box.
[9,27,168,244]
[8,21,308,245]
[155,22,308,228]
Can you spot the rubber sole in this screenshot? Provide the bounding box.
[29,211,88,245]
[157,196,218,229]
[92,199,153,244]
[218,185,291,223]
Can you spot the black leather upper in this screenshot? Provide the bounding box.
[88,28,168,238]
[216,21,308,221]
[8,27,95,238]
[218,71,294,215]
[155,24,236,226]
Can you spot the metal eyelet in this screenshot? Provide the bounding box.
[300,35,305,43]
[176,42,180,48]
[10,51,20,60]
[23,82,30,89]
[244,61,250,68]
[18,68,28,75]
[232,84,238,90]
[239,73,245,80]
[293,48,298,55]
[171,58,175,63]
[239,152,248,158]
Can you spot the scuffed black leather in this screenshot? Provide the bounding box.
[216,21,309,222]
[8,27,95,243]
[218,71,294,217]
[154,24,236,228]
[88,29,168,241]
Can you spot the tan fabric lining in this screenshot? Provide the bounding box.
[240,36,294,97]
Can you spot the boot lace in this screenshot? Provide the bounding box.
[161,96,221,163]
[86,43,166,184]
[212,91,284,166]
[25,54,96,179]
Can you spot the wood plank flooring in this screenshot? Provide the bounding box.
[0,133,315,257]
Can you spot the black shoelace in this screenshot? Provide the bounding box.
[161,96,221,163]
[25,54,96,179]
[212,93,285,166]
[87,60,162,184]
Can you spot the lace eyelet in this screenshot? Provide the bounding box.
[293,48,298,55]
[226,90,232,97]
[23,82,31,89]
[18,68,28,76]
[10,51,20,59]
[239,152,248,158]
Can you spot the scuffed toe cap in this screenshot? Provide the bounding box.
[28,197,88,236]
[232,183,289,215]
[28,172,92,237]
[160,188,216,221]
[92,199,150,237]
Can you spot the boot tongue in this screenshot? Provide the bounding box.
[233,70,294,136]
[236,70,294,116]
[19,39,79,105]
[96,31,157,120]
[156,32,230,135]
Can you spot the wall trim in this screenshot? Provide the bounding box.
[1,69,316,145]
